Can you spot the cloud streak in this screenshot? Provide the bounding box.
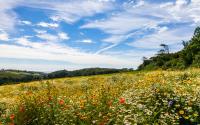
[20,0,115,24]
[81,0,200,53]
[0,44,134,68]
[37,22,59,28]
[0,1,20,31]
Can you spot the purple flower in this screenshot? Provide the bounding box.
[168,100,175,107]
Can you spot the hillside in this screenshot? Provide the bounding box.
[0,69,199,124]
[0,70,45,85]
[138,27,200,70]
[48,68,131,78]
[0,68,131,85]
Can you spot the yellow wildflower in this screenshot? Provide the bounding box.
[184,116,189,119]
[193,113,198,117]
[179,110,184,115]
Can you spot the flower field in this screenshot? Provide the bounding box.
[0,69,200,125]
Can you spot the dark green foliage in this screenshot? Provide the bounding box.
[48,68,132,78]
[138,27,200,70]
[0,70,46,85]
[0,68,132,85]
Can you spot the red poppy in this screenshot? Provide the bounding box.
[119,98,125,104]
[10,114,15,120]
[59,99,65,105]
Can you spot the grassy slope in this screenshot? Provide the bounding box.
[0,68,129,85]
[0,69,199,105]
[0,69,200,124]
[0,70,45,85]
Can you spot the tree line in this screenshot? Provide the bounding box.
[138,27,200,70]
[0,68,133,85]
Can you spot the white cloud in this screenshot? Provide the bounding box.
[15,37,30,46]
[0,31,9,41]
[21,0,114,24]
[0,1,20,31]
[96,30,146,54]
[0,43,135,68]
[176,0,189,6]
[36,33,58,42]
[34,29,47,34]
[81,39,93,43]
[0,61,86,72]
[37,22,59,28]
[103,49,156,61]
[81,14,157,35]
[14,36,76,54]
[102,35,126,43]
[81,0,200,53]
[58,32,70,40]
[19,20,32,25]
[95,43,118,54]
[98,0,115,2]
[50,16,60,22]
[128,26,194,49]
[36,32,70,42]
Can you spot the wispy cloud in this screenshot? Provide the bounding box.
[81,0,200,53]
[81,39,93,43]
[0,31,9,41]
[36,32,69,42]
[15,37,33,46]
[21,0,115,24]
[37,22,59,28]
[58,32,69,40]
[128,26,194,49]
[95,43,118,54]
[36,33,59,42]
[0,43,134,68]
[0,1,20,31]
[19,20,32,25]
[34,29,47,34]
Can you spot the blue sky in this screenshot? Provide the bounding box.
[0,0,199,72]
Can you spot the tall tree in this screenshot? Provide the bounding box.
[160,43,169,54]
[182,41,189,48]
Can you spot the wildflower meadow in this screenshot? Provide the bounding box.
[0,69,200,125]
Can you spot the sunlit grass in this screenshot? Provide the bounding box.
[0,69,200,124]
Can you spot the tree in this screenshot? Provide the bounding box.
[194,27,200,37]
[158,49,165,54]
[142,56,148,61]
[182,41,189,48]
[138,27,200,70]
[160,43,169,54]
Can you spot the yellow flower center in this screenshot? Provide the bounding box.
[179,110,184,115]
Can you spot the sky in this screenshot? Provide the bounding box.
[0,0,199,72]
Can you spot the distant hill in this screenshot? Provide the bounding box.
[48,68,131,78]
[0,70,46,85]
[138,27,200,70]
[0,68,132,85]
